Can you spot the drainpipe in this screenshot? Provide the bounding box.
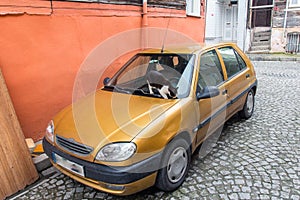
[142,0,148,49]
[283,0,289,39]
[142,0,148,27]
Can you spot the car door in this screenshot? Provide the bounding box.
[195,49,228,144]
[217,46,251,117]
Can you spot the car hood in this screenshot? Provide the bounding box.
[53,89,179,155]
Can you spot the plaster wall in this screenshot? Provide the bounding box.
[205,0,248,51]
[271,0,300,52]
[0,1,205,141]
[205,0,224,44]
[271,27,300,52]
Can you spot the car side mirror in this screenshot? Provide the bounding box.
[197,86,220,100]
[103,77,111,86]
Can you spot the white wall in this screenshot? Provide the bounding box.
[237,0,248,51]
[205,0,248,51]
[205,0,224,44]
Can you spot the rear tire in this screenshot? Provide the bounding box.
[239,89,255,119]
[155,138,191,192]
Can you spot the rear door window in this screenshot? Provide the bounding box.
[218,47,246,78]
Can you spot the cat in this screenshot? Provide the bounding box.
[146,70,177,99]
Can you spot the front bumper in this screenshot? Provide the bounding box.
[43,138,162,195]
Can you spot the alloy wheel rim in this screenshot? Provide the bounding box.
[167,147,188,183]
[246,92,254,114]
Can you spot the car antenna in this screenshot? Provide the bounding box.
[161,9,172,53]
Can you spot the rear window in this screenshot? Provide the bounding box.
[218,47,246,78]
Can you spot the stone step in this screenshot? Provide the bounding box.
[254,31,271,37]
[253,35,271,42]
[32,153,51,172]
[248,50,270,54]
[250,45,270,52]
[252,41,270,47]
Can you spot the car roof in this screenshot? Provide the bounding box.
[139,43,236,54]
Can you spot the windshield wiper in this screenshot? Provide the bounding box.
[104,86,172,99]
[103,85,114,90]
[103,85,132,94]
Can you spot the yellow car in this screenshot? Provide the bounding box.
[43,43,257,195]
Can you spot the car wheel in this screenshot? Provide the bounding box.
[239,89,255,119]
[155,138,191,192]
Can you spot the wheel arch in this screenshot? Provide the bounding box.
[166,131,193,156]
[251,85,257,95]
[155,130,192,191]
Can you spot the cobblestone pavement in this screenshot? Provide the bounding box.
[10,61,300,200]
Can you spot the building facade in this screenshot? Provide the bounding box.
[205,0,300,53]
[247,0,300,53]
[0,0,206,141]
[271,0,300,52]
[205,0,248,51]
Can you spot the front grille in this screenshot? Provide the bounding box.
[56,135,93,155]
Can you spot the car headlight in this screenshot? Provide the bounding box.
[45,120,54,143]
[96,142,136,162]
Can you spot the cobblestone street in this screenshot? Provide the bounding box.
[10,61,300,200]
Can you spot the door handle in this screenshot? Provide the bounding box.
[222,89,228,95]
[246,74,250,78]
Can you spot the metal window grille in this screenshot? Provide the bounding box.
[286,32,300,53]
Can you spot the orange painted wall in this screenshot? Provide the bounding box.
[0,1,205,141]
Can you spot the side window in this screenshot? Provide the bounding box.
[235,52,247,70]
[198,50,224,92]
[218,47,245,78]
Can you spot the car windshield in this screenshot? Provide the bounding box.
[104,53,195,99]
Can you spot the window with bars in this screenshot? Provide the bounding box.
[186,0,201,17]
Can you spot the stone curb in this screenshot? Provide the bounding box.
[247,54,300,62]
[33,153,51,172]
[32,140,52,173]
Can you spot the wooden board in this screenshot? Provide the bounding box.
[0,69,38,199]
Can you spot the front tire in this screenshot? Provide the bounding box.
[239,89,255,119]
[155,138,191,192]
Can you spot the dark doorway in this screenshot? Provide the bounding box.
[251,0,273,28]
